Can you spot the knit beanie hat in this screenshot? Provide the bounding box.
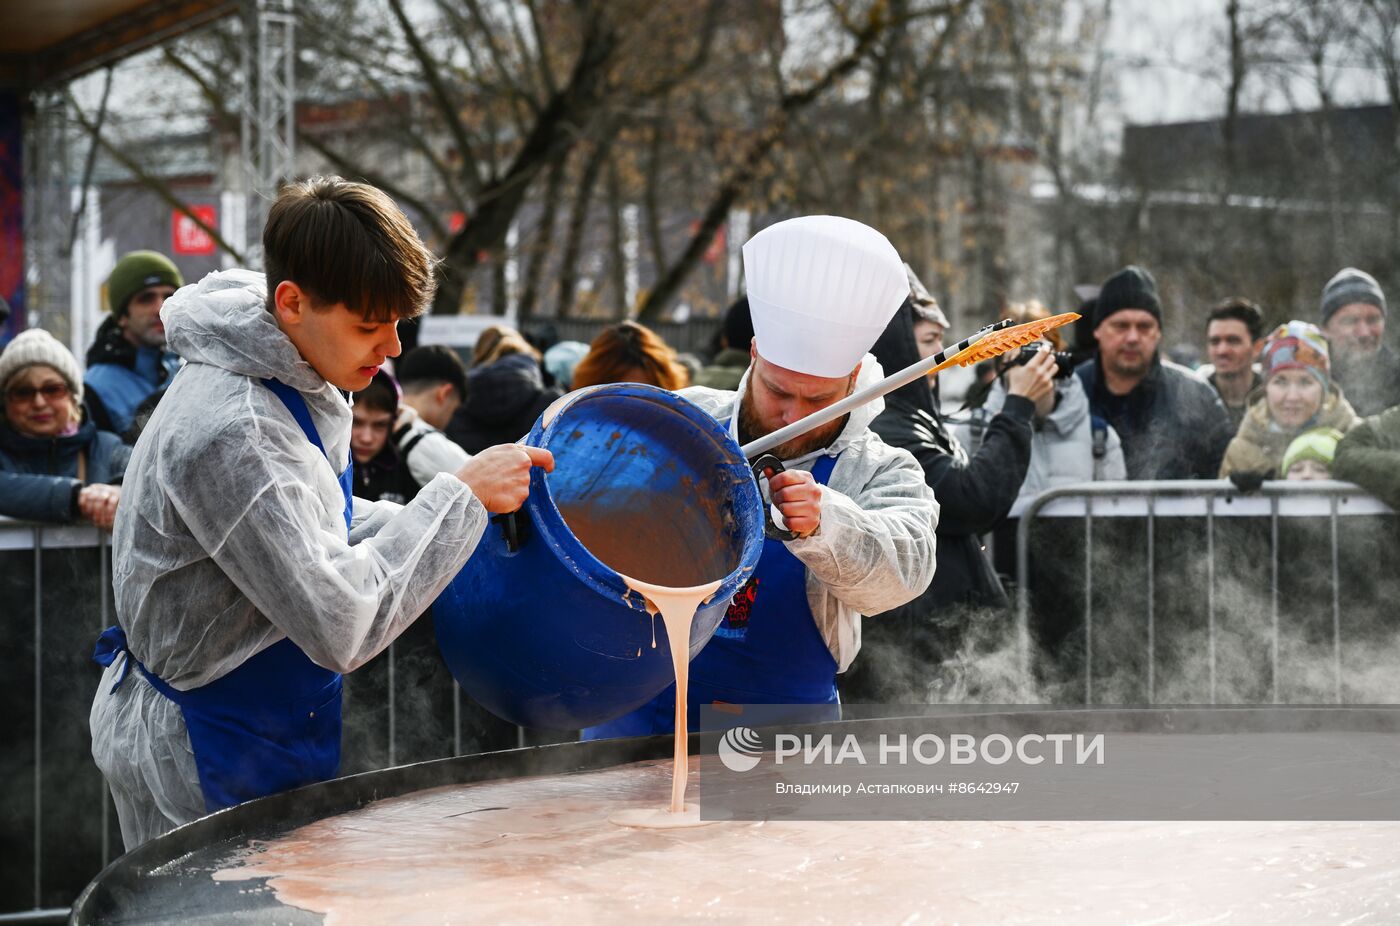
[0,328,84,406]
[1261,320,1330,392]
[1319,267,1386,326]
[1279,427,1343,478]
[1094,265,1162,326]
[104,251,183,315]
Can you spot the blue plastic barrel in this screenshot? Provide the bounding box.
[434,383,764,729]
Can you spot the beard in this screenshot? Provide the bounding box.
[736,378,849,461]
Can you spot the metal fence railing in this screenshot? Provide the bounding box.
[1,519,113,923]
[1014,480,1398,705]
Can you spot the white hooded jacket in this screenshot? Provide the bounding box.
[90,270,487,847]
[682,358,940,672]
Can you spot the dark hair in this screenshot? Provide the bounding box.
[353,369,400,416]
[263,176,437,322]
[722,297,754,351]
[571,321,689,391]
[397,345,467,397]
[1207,297,1265,341]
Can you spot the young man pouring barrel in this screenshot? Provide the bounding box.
[90,177,553,848]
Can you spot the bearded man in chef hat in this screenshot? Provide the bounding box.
[586,216,940,737]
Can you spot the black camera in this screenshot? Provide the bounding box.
[1001,342,1076,379]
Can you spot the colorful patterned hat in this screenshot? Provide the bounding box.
[1262,321,1331,391]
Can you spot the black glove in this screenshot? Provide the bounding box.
[1228,470,1268,493]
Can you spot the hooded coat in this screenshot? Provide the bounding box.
[0,415,130,522]
[679,357,939,673]
[89,269,486,848]
[867,300,1033,610]
[837,302,1032,702]
[1219,389,1358,478]
[447,353,561,454]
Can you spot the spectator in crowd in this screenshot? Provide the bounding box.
[542,340,589,390]
[0,328,128,526]
[393,345,470,484]
[448,344,562,454]
[840,293,1050,702]
[571,320,690,391]
[1201,297,1266,429]
[1075,265,1233,479]
[85,251,184,436]
[1280,427,1343,481]
[968,300,1126,506]
[1318,268,1400,416]
[694,297,753,390]
[1220,321,1357,479]
[1333,405,1400,508]
[471,324,537,368]
[350,370,420,504]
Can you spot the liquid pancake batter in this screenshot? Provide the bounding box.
[612,575,720,826]
[213,757,1400,926]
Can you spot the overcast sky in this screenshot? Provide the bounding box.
[1108,0,1389,126]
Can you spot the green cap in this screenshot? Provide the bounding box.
[104,251,183,315]
[1280,427,1344,478]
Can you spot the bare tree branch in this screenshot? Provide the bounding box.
[637,2,892,321]
[70,66,114,253]
[67,89,245,264]
[388,0,486,191]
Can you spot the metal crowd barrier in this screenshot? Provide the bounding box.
[1,520,112,923]
[1014,480,1397,705]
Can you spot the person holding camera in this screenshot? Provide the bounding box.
[840,272,1052,703]
[964,301,1126,509]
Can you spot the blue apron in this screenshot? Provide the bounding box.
[93,378,354,813]
[585,454,841,738]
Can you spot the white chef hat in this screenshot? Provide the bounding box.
[743,215,909,378]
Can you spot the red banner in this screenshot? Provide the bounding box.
[172,205,218,256]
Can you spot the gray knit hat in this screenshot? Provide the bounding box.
[0,329,84,407]
[1320,267,1386,325]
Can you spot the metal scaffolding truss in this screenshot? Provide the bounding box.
[239,0,295,269]
[22,89,72,338]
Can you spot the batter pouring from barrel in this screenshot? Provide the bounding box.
[586,216,940,737]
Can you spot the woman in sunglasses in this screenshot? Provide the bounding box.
[0,328,129,527]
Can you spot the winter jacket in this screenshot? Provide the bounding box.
[90,269,486,848]
[0,416,130,523]
[864,300,1031,611]
[1220,390,1358,478]
[680,357,939,673]
[447,354,561,454]
[1333,405,1400,509]
[973,375,1127,506]
[1331,345,1400,418]
[692,347,750,391]
[84,315,181,436]
[1075,353,1233,480]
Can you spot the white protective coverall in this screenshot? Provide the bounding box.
[683,358,940,672]
[90,270,487,847]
